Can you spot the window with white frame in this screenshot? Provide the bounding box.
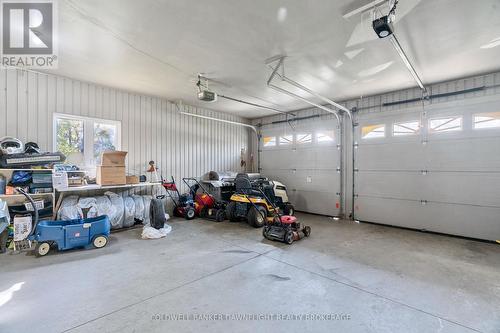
[393,120,420,136]
[473,112,500,129]
[429,116,462,133]
[361,124,385,139]
[279,135,293,145]
[54,114,121,166]
[296,133,312,144]
[317,130,335,143]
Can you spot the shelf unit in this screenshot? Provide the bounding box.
[0,168,55,218]
[0,169,161,220]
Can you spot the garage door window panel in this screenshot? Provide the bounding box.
[263,136,276,147]
[279,135,293,146]
[393,121,420,136]
[474,112,500,129]
[429,116,462,133]
[317,130,335,143]
[296,133,312,144]
[361,124,385,139]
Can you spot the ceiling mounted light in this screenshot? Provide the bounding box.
[372,15,394,38]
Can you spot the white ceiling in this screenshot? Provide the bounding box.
[52,0,500,118]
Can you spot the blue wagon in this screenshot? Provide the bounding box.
[16,188,111,257]
[29,216,111,256]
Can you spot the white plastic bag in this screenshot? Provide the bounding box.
[57,195,82,220]
[60,195,79,208]
[141,223,172,239]
[123,196,136,228]
[77,197,98,218]
[132,195,145,221]
[58,206,82,220]
[96,195,114,219]
[105,191,124,229]
[142,195,152,225]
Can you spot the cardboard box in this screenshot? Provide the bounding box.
[100,151,127,167]
[96,166,126,185]
[126,175,139,184]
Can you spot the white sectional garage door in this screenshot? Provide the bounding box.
[354,100,500,241]
[260,119,341,216]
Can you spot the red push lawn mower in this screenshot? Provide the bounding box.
[182,178,226,222]
[259,192,311,245]
[263,214,311,245]
[161,177,196,220]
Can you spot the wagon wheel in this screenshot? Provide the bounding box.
[35,242,51,257]
[93,235,108,248]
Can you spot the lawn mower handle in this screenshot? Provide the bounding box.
[182,177,211,197]
[238,186,281,223]
[161,176,181,206]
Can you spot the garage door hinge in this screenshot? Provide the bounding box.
[336,167,341,172]
[353,122,359,127]
[353,143,359,148]
[354,194,359,198]
[420,200,428,205]
[421,170,428,175]
[354,168,359,172]
[336,192,341,196]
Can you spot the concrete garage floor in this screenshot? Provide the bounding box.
[1,213,499,333]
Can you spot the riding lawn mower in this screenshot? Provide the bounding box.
[225,173,296,228]
[255,178,295,216]
[201,171,295,216]
[225,174,311,243]
[225,174,275,227]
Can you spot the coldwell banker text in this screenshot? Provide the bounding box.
[1,0,58,68]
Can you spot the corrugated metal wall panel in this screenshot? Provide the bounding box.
[0,68,249,192]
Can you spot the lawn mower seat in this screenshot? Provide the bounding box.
[235,173,262,197]
[280,215,297,224]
